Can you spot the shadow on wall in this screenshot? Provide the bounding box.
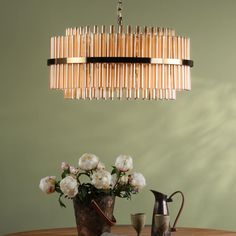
[140,76,236,229]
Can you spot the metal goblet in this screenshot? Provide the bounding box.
[154,214,170,236]
[130,213,146,236]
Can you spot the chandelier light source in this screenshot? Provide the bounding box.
[47,0,193,100]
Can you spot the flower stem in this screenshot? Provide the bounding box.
[113,171,122,191]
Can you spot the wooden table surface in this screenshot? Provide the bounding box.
[6,226,236,236]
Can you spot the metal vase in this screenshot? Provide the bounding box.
[73,195,115,236]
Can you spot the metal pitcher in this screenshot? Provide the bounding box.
[150,190,185,236]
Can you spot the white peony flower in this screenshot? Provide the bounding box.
[61,162,69,171]
[119,175,129,185]
[39,176,56,194]
[91,170,112,189]
[70,166,79,174]
[96,162,105,170]
[78,153,99,171]
[130,172,146,191]
[60,176,78,198]
[115,155,133,172]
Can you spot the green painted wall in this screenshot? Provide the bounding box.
[1,0,236,235]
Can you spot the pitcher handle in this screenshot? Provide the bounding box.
[91,199,117,226]
[167,191,185,232]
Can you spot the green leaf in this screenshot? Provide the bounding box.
[55,188,62,194]
[78,172,92,180]
[111,166,119,175]
[58,193,66,208]
[61,169,70,179]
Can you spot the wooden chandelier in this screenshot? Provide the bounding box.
[47,1,193,100]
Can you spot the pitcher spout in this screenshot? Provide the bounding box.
[150,190,168,201]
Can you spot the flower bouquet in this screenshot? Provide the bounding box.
[39,153,146,236]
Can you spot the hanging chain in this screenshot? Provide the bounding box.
[117,0,123,26]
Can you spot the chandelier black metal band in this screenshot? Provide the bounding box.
[47,57,193,67]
